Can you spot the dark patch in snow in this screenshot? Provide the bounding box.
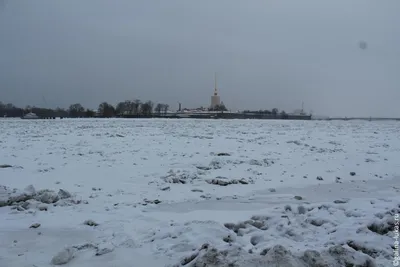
[161,186,171,191]
[162,170,198,184]
[346,240,382,258]
[222,235,235,243]
[250,235,263,246]
[142,199,162,205]
[334,199,349,204]
[191,189,204,193]
[83,220,99,227]
[206,178,251,186]
[174,244,379,267]
[29,223,41,229]
[0,164,12,168]
[195,165,211,171]
[58,189,71,199]
[367,219,394,235]
[297,205,307,214]
[306,218,328,227]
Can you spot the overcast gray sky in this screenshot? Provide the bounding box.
[0,0,399,117]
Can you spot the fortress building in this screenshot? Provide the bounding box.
[210,73,221,109]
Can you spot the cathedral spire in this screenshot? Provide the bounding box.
[214,72,218,96]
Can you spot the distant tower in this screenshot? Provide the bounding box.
[210,72,221,109]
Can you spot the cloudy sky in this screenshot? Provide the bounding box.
[0,0,399,117]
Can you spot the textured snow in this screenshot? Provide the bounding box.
[0,118,399,267]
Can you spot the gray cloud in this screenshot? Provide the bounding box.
[0,0,399,117]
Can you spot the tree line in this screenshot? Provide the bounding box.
[1,100,289,119]
[0,100,170,118]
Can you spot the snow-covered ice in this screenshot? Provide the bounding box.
[0,118,399,266]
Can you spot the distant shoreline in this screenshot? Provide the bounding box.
[2,116,399,121]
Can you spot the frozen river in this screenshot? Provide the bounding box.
[1,118,399,266]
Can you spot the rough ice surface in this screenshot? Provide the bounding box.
[0,118,399,267]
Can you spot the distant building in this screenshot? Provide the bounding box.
[291,109,305,115]
[210,73,221,109]
[290,102,307,115]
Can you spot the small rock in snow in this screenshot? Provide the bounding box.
[238,179,249,184]
[334,199,349,204]
[29,223,41,229]
[294,196,303,200]
[160,186,170,191]
[316,176,323,181]
[222,235,235,243]
[84,219,99,227]
[216,152,230,156]
[191,188,204,193]
[269,188,276,192]
[58,189,71,199]
[95,244,114,256]
[307,218,327,227]
[206,179,229,186]
[350,172,356,176]
[50,247,75,265]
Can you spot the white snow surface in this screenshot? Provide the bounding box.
[0,118,399,267]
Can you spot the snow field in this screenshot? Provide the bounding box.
[0,118,399,266]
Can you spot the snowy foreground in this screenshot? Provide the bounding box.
[0,118,399,267]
